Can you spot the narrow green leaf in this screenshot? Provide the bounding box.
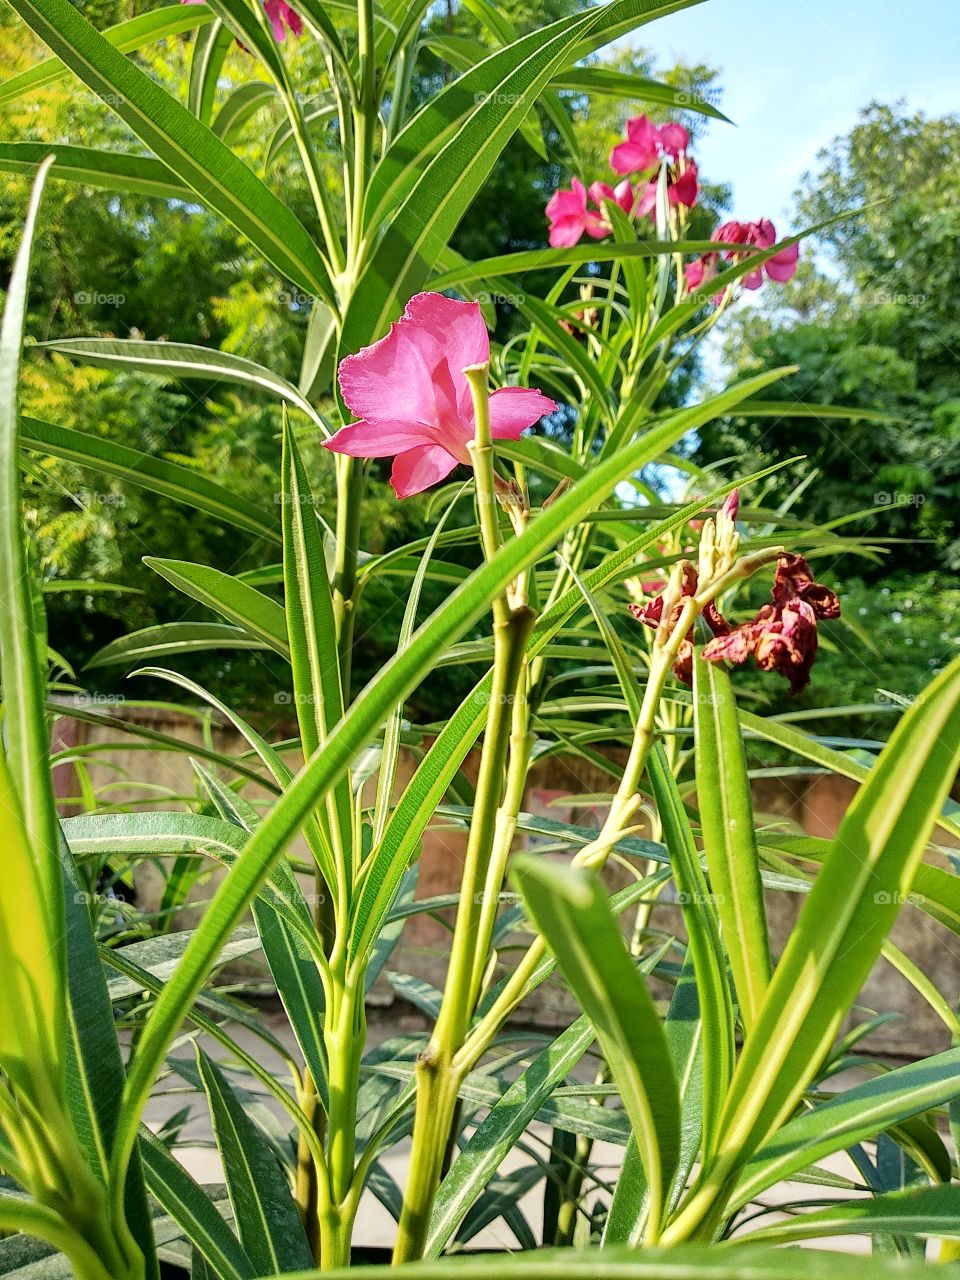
[5,0,335,304]
[743,1185,960,1244]
[714,653,960,1178]
[60,837,158,1276]
[194,1049,313,1274]
[188,20,233,127]
[140,1128,255,1280]
[692,654,770,1032]
[0,159,65,1049]
[428,1017,596,1256]
[647,745,734,1165]
[85,622,269,671]
[44,340,329,437]
[0,142,193,200]
[512,857,681,1235]
[143,559,289,657]
[732,1046,960,1212]
[0,4,217,107]
[21,417,280,542]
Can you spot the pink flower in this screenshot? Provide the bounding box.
[635,158,699,217]
[181,0,301,43]
[610,115,690,175]
[545,178,636,247]
[323,293,557,498]
[263,0,302,40]
[702,554,840,692]
[545,178,607,247]
[686,218,800,300]
[588,179,635,218]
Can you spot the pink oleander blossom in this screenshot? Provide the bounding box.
[263,0,302,40]
[610,115,690,175]
[323,293,557,498]
[181,0,301,43]
[634,158,699,217]
[702,553,840,692]
[546,178,634,248]
[685,218,800,300]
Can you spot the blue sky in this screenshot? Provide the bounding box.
[641,0,959,230]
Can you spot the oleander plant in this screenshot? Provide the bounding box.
[1,2,959,1279]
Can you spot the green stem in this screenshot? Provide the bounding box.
[393,365,536,1262]
[294,1071,324,1263]
[325,979,366,1210]
[332,454,365,698]
[392,1057,465,1264]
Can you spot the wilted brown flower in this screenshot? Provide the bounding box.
[702,553,840,692]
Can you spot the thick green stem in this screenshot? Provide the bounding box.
[392,1057,465,1264]
[432,605,535,1051]
[393,364,536,1261]
[325,983,366,1209]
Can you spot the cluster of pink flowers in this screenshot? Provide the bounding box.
[546,115,699,248]
[323,293,557,498]
[181,0,302,43]
[684,218,799,299]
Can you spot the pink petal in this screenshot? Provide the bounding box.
[390,444,459,498]
[614,179,635,213]
[684,259,705,289]
[741,267,764,290]
[488,386,557,439]
[669,163,698,208]
[338,321,440,430]
[635,181,657,218]
[262,0,287,40]
[548,216,586,248]
[403,292,489,371]
[610,141,657,176]
[657,122,689,156]
[546,185,586,220]
[588,181,616,205]
[626,115,660,152]
[714,220,746,246]
[765,242,800,282]
[322,418,431,459]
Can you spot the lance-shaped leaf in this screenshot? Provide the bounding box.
[4,0,335,304]
[0,142,193,200]
[143,559,289,657]
[193,1049,313,1275]
[712,651,960,1180]
[44,339,329,437]
[743,1185,960,1245]
[139,1128,255,1280]
[0,4,217,107]
[692,654,770,1033]
[731,1045,960,1212]
[512,856,681,1237]
[20,417,279,543]
[0,159,65,1073]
